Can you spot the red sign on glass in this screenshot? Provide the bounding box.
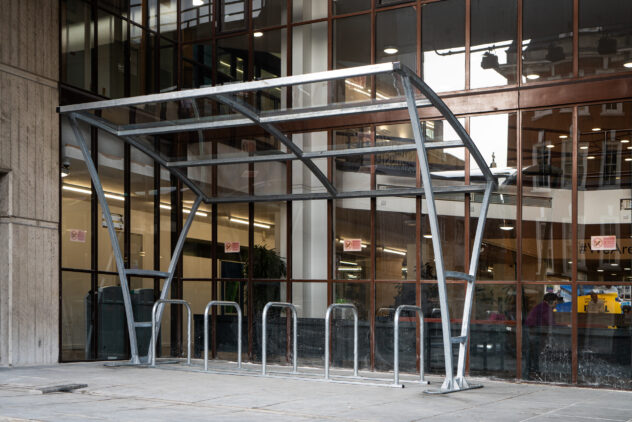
[224,241,240,253]
[343,239,363,252]
[591,235,616,251]
[69,229,86,243]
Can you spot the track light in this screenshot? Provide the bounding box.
[481,51,499,70]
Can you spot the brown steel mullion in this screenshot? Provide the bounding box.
[211,140,218,358]
[572,0,578,78]
[369,128,376,372]
[571,106,578,383]
[517,0,523,86]
[515,111,523,379]
[465,0,471,90]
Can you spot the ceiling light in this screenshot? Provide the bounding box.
[183,208,208,218]
[568,261,573,264]
[499,225,514,231]
[624,62,632,69]
[587,156,596,160]
[383,47,398,55]
[383,248,406,256]
[621,139,630,143]
[592,127,601,132]
[628,146,632,150]
[580,145,588,150]
[597,269,604,272]
[625,268,631,271]
[338,267,362,272]
[192,0,204,5]
[229,216,271,229]
[423,234,432,239]
[625,158,632,162]
[253,31,263,38]
[611,263,619,266]
[526,74,540,80]
[62,185,91,195]
[545,144,555,149]
[340,260,358,266]
[559,135,568,139]
[160,204,171,210]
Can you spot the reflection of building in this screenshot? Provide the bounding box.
[2,0,632,390]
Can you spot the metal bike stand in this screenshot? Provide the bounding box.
[393,305,427,386]
[324,303,358,380]
[150,299,192,367]
[262,302,298,375]
[204,301,243,371]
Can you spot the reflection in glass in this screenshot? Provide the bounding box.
[159,0,178,40]
[335,199,371,280]
[292,23,327,108]
[254,29,287,111]
[130,147,155,271]
[578,102,632,281]
[422,0,465,92]
[217,203,249,275]
[220,0,245,32]
[181,0,212,41]
[61,271,92,361]
[293,0,327,22]
[333,0,370,15]
[471,113,518,280]
[334,15,371,104]
[217,35,249,84]
[576,284,632,388]
[579,0,632,77]
[522,0,573,83]
[130,25,156,96]
[182,190,212,279]
[333,128,372,192]
[252,0,286,29]
[522,108,572,281]
[97,11,126,99]
[292,201,328,280]
[182,43,212,89]
[332,282,371,369]
[470,0,517,89]
[160,39,177,92]
[522,284,571,382]
[376,197,417,280]
[61,0,92,91]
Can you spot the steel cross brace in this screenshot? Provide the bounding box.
[399,72,496,393]
[67,113,203,364]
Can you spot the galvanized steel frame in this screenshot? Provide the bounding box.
[61,62,496,391]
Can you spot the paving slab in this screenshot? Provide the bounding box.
[1,362,631,422]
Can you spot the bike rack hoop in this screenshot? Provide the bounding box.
[262,302,298,375]
[150,299,192,367]
[203,300,243,371]
[393,304,427,386]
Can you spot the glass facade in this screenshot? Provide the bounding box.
[59,0,632,389]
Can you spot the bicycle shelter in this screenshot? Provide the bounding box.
[58,61,497,393]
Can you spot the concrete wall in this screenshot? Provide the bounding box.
[0,0,59,366]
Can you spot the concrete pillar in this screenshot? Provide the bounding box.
[0,0,59,366]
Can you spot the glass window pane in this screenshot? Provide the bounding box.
[218,203,249,277]
[376,197,417,281]
[376,7,417,71]
[335,199,371,280]
[470,113,518,281]
[333,0,370,15]
[470,0,518,89]
[183,280,212,358]
[292,200,328,280]
[254,29,287,83]
[577,102,632,280]
[253,0,286,29]
[182,43,213,88]
[253,202,287,279]
[579,0,632,77]
[160,39,177,92]
[61,271,92,361]
[522,284,571,382]
[130,25,156,95]
[97,130,126,273]
[334,15,371,69]
[130,147,154,271]
[181,0,212,41]
[217,35,249,83]
[182,190,212,278]
[130,0,158,30]
[522,0,573,83]
[293,0,327,22]
[61,118,92,270]
[333,128,372,192]
[159,0,178,40]
[220,0,246,32]
[159,166,173,272]
[61,0,93,91]
[521,108,572,281]
[422,0,465,92]
[333,282,371,368]
[375,123,417,191]
[97,11,126,99]
[96,274,131,360]
[577,284,632,388]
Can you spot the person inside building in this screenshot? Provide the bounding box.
[524,293,559,377]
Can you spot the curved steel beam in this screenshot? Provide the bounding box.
[213,94,337,197]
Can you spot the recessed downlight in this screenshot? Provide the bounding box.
[526,74,540,80]
[592,127,601,132]
[253,31,264,38]
[559,135,568,139]
[624,62,632,69]
[384,47,399,55]
[587,156,596,160]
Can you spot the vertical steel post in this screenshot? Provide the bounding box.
[324,303,359,380]
[456,182,494,385]
[401,76,455,391]
[393,305,426,386]
[68,114,141,364]
[146,195,202,362]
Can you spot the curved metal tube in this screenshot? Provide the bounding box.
[393,305,425,386]
[324,303,359,380]
[150,299,192,367]
[204,301,242,371]
[262,302,298,375]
